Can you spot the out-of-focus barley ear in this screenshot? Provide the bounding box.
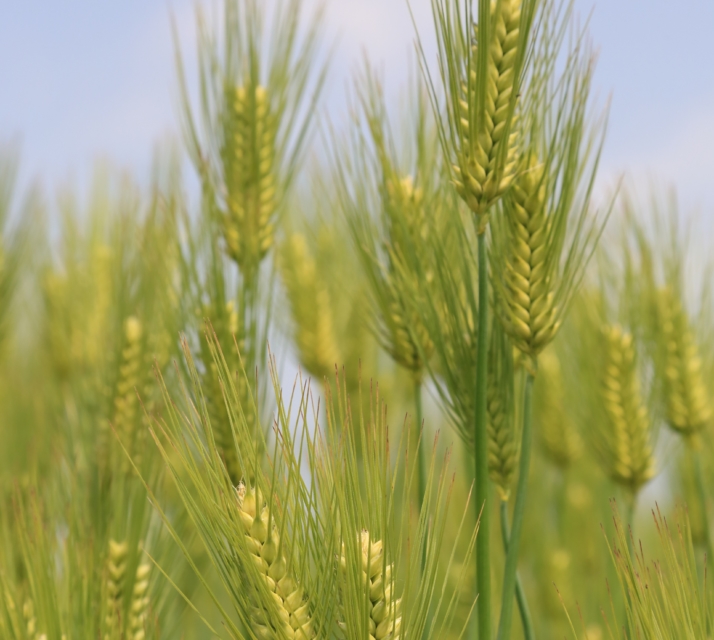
[599,325,655,493]
[105,539,129,638]
[487,323,517,500]
[236,482,315,639]
[279,232,341,381]
[113,316,145,473]
[656,287,712,445]
[338,531,402,640]
[223,84,277,279]
[129,562,151,640]
[335,66,438,383]
[176,0,327,280]
[535,349,582,469]
[23,599,37,639]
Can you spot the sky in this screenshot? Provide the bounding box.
[0,0,713,229]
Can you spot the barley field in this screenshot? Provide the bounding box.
[1,1,713,639]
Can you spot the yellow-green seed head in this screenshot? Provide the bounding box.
[380,174,434,377]
[111,315,147,474]
[453,0,521,225]
[200,306,245,485]
[280,233,341,381]
[236,483,315,639]
[500,156,560,359]
[600,325,655,492]
[487,373,516,500]
[224,84,278,278]
[657,287,712,442]
[536,350,582,469]
[129,562,151,640]
[105,539,129,635]
[339,531,401,640]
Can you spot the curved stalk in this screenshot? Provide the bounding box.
[475,232,491,640]
[500,500,535,640]
[693,449,713,559]
[415,378,428,574]
[415,378,426,508]
[497,371,534,640]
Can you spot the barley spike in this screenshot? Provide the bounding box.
[236,482,315,639]
[657,287,712,443]
[500,155,560,359]
[279,233,340,381]
[105,539,129,638]
[339,530,401,640]
[453,0,521,226]
[536,350,582,469]
[600,325,655,492]
[224,84,277,278]
[129,562,151,640]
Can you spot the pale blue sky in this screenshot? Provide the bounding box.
[1,1,713,225]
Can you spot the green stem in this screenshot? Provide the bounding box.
[497,371,534,640]
[414,378,427,569]
[622,489,636,558]
[499,500,535,640]
[475,232,491,640]
[555,471,567,544]
[693,448,713,559]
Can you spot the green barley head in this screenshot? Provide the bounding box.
[491,5,609,364]
[176,0,327,282]
[426,0,539,228]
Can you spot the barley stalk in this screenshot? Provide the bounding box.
[236,482,315,639]
[600,325,655,492]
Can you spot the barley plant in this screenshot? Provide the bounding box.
[2,0,714,639]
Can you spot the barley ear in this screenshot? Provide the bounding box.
[535,349,582,469]
[486,324,517,500]
[128,562,151,640]
[223,84,277,278]
[113,316,145,473]
[449,0,525,226]
[497,155,560,362]
[200,312,244,485]
[600,325,655,493]
[105,539,129,638]
[657,287,712,444]
[236,482,315,639]
[339,531,402,640]
[279,232,341,381]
